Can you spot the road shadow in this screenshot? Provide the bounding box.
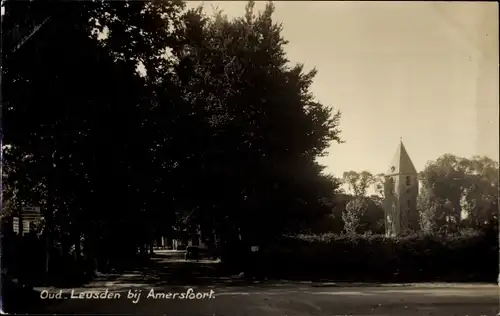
[106,253,499,290]
[112,255,248,287]
[105,253,394,289]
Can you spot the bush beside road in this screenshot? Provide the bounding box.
[244,230,498,283]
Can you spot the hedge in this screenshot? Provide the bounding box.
[248,230,498,282]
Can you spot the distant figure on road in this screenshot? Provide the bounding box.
[207,242,219,260]
[185,246,200,261]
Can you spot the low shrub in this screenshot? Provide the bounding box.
[253,230,498,283]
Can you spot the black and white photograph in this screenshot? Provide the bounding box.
[1,1,498,315]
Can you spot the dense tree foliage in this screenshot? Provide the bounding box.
[418,154,498,233]
[167,2,343,244]
[339,171,384,234]
[342,170,374,197]
[2,0,190,263]
[2,0,343,275]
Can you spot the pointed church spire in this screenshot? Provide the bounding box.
[386,140,417,175]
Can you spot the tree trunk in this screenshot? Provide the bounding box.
[452,200,462,227]
[139,243,146,256]
[74,231,81,262]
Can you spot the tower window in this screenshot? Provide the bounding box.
[406,176,411,186]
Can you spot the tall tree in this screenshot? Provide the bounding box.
[372,173,386,198]
[341,171,384,234]
[342,170,374,197]
[419,154,498,232]
[458,156,498,228]
[2,0,187,269]
[3,0,345,272]
[169,1,343,244]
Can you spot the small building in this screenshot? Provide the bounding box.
[170,235,209,250]
[162,226,217,250]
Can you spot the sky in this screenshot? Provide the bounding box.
[188,1,499,177]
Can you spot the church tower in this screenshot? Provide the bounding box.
[383,140,419,236]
